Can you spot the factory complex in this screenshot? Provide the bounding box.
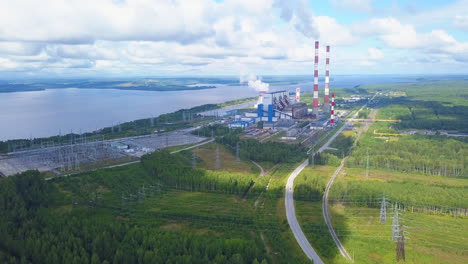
[228,41,338,132]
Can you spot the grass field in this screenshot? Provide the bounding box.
[294,164,468,264]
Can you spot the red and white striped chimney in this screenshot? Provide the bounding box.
[295,87,301,102]
[313,41,319,116]
[323,45,330,112]
[330,93,335,125]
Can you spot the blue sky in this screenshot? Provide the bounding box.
[0,0,467,77]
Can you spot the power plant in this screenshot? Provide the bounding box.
[233,41,336,128]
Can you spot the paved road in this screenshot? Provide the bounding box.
[321,93,377,261]
[251,161,265,177]
[322,156,352,261]
[285,159,325,264]
[286,94,377,262]
[285,121,347,263]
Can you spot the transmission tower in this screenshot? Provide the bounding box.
[380,195,387,224]
[215,146,221,169]
[236,142,240,162]
[392,203,400,241]
[396,231,406,262]
[366,149,369,180]
[392,202,407,262]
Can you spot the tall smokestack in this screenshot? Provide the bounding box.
[323,45,330,112]
[295,87,301,102]
[313,41,319,116]
[330,93,335,125]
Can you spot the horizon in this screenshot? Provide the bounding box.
[1,73,467,81]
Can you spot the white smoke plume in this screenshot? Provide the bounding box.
[240,74,269,92]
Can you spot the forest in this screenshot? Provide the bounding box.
[0,166,272,264]
[141,150,257,195]
[219,133,306,164]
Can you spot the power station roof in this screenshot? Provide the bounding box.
[267,90,287,94]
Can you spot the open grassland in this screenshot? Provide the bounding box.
[329,167,468,213]
[347,122,467,177]
[328,205,468,264]
[192,142,257,174]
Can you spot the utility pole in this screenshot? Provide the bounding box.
[366,149,369,180]
[380,195,387,224]
[392,203,400,241]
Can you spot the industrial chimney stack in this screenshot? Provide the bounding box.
[330,93,335,125]
[323,45,331,112]
[313,41,319,116]
[295,87,301,102]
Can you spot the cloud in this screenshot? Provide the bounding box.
[454,15,468,31]
[0,42,44,56]
[0,0,216,44]
[368,47,384,60]
[315,16,358,46]
[274,0,319,38]
[0,0,467,76]
[354,17,457,49]
[330,0,373,13]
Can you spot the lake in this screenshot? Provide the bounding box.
[0,75,425,140]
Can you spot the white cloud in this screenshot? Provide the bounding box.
[0,0,467,76]
[454,15,468,31]
[0,0,216,44]
[0,42,43,56]
[368,47,384,60]
[315,16,359,46]
[354,17,457,49]
[274,0,319,38]
[330,0,373,13]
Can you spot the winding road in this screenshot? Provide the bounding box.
[321,94,377,261]
[286,94,377,262]
[285,159,325,264]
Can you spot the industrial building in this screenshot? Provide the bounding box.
[227,40,337,131]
